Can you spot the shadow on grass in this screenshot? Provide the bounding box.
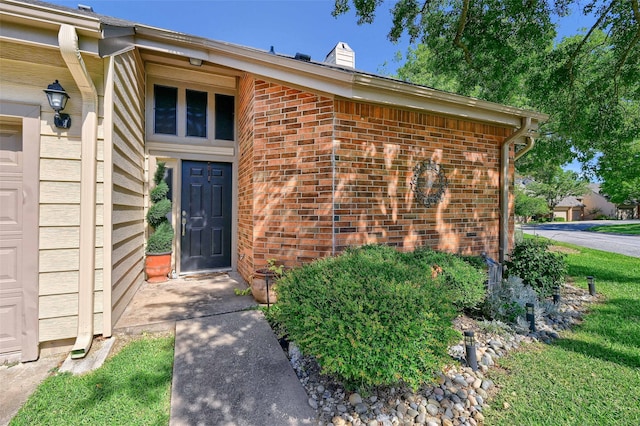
[555,296,640,370]
[555,337,640,370]
[566,263,639,285]
[75,366,173,410]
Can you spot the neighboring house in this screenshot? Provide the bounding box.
[553,196,585,222]
[616,203,640,220]
[554,183,638,221]
[0,0,547,362]
[581,183,617,220]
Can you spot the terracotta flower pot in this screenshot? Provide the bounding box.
[251,268,278,304]
[145,252,172,283]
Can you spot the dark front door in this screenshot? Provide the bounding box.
[180,160,232,272]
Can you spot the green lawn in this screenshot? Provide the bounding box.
[587,223,640,235]
[485,241,640,425]
[10,334,174,426]
[10,242,640,425]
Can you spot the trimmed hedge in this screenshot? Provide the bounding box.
[401,248,486,311]
[274,244,485,390]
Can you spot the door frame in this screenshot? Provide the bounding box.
[147,153,238,276]
[0,102,40,362]
[179,160,233,273]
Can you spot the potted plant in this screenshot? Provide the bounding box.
[145,161,174,283]
[251,258,285,305]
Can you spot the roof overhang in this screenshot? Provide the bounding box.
[1,0,549,129]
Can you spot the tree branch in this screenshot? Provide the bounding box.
[420,0,431,15]
[453,0,472,64]
[566,0,616,81]
[614,0,640,80]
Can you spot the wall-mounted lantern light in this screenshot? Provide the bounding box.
[44,80,71,129]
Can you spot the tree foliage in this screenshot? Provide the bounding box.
[599,140,640,204]
[526,164,590,210]
[515,188,550,222]
[334,0,640,189]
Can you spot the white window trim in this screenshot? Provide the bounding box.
[146,77,236,147]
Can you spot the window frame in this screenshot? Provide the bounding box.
[146,77,236,147]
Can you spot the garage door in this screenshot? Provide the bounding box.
[0,114,39,362]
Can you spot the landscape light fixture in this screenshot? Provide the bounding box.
[44,80,71,129]
[587,276,596,296]
[464,330,478,371]
[265,273,271,309]
[526,303,536,332]
[553,286,561,304]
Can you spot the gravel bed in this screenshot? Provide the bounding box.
[282,284,595,426]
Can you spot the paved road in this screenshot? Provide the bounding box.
[521,220,640,258]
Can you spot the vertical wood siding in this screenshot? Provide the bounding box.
[109,50,146,324]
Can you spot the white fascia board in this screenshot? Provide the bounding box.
[0,4,101,55]
[135,34,355,98]
[1,1,102,34]
[135,25,549,128]
[352,75,548,128]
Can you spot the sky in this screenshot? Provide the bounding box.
[47,0,594,76]
[48,0,594,174]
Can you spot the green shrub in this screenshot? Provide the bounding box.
[457,254,486,270]
[146,221,174,254]
[150,180,169,203]
[274,245,459,390]
[401,248,487,311]
[146,198,172,228]
[553,217,566,222]
[146,162,174,254]
[505,239,567,297]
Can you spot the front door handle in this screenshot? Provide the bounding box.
[181,210,187,236]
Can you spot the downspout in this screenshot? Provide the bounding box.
[499,117,533,264]
[58,24,99,359]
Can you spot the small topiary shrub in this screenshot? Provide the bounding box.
[274,245,459,391]
[505,239,567,298]
[146,162,174,254]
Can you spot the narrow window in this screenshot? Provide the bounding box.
[186,89,208,138]
[215,94,235,141]
[154,85,177,135]
[164,167,173,203]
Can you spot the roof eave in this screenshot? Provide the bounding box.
[135,25,549,128]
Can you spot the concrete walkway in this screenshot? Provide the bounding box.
[170,310,316,425]
[116,271,316,425]
[0,352,65,426]
[2,272,316,425]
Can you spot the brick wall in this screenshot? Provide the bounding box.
[237,74,255,280]
[333,100,512,259]
[248,80,335,273]
[238,78,515,281]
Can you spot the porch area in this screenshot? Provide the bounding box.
[114,272,257,334]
